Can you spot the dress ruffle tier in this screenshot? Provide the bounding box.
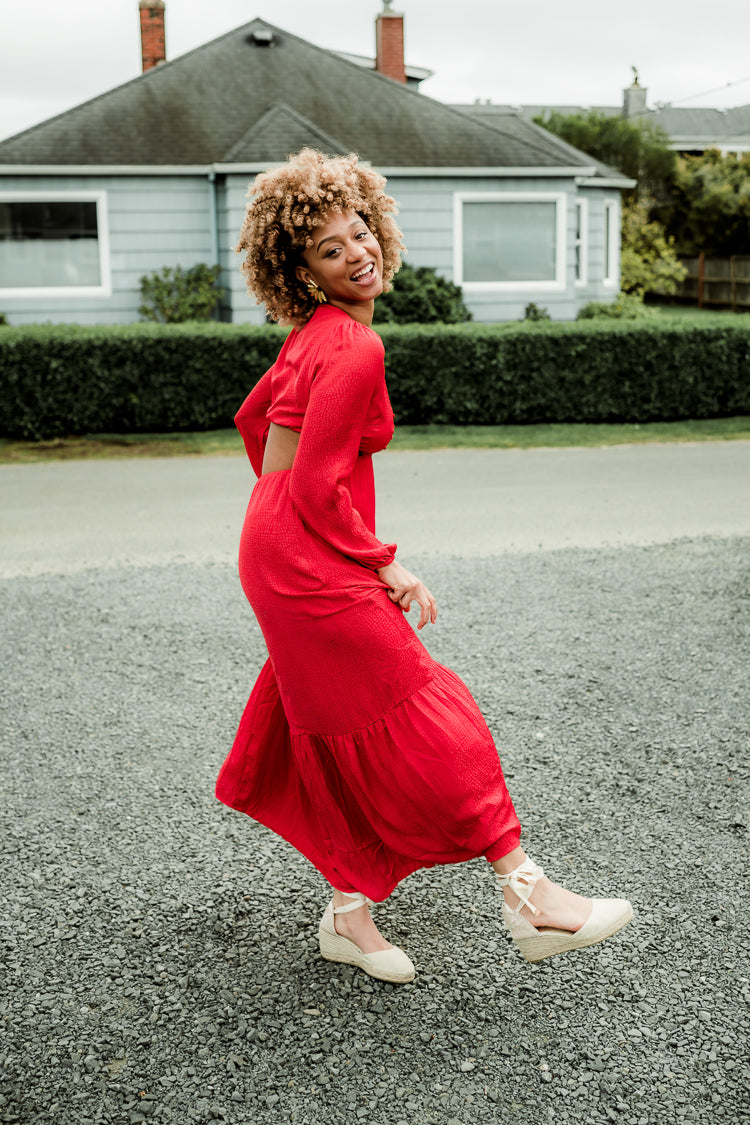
[216,657,520,902]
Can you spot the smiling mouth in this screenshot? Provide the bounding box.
[351,262,375,282]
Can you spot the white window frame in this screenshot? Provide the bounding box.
[574,198,589,287]
[603,199,620,289]
[0,190,112,298]
[453,191,567,292]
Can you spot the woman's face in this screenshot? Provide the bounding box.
[296,210,383,325]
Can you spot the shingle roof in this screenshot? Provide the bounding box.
[647,104,750,144]
[0,17,614,173]
[457,109,623,178]
[463,102,750,148]
[222,104,349,164]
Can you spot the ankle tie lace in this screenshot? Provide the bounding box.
[496,859,544,918]
[332,891,375,915]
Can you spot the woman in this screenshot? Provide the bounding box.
[216,148,632,984]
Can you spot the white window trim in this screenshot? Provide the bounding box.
[453,191,567,292]
[0,190,112,299]
[603,199,620,289]
[574,198,589,287]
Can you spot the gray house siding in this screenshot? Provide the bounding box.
[0,173,214,325]
[1,170,622,326]
[221,172,622,326]
[388,178,454,275]
[394,175,575,321]
[221,175,259,324]
[222,171,620,324]
[366,175,617,323]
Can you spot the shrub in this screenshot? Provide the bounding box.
[139,263,225,323]
[1,319,748,440]
[523,303,551,321]
[577,293,657,320]
[373,263,471,324]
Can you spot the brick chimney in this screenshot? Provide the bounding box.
[375,1,406,84]
[140,0,166,72]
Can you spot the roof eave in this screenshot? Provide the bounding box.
[0,164,631,181]
[334,51,433,82]
[0,163,213,175]
[667,136,750,149]
[214,163,601,177]
[575,175,637,189]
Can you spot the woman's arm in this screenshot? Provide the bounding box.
[288,337,396,570]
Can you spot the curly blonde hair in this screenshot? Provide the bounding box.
[236,148,404,326]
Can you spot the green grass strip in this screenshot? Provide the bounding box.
[1,416,749,463]
[388,417,750,450]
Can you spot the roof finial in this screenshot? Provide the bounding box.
[382,0,395,11]
[631,65,640,87]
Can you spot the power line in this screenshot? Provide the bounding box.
[665,74,750,108]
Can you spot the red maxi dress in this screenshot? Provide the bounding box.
[215,304,521,901]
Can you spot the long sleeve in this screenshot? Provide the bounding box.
[287,333,396,570]
[234,368,273,478]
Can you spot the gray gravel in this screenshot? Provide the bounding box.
[1,538,749,1124]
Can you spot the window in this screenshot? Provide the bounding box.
[0,192,111,297]
[603,199,620,287]
[575,199,588,286]
[454,192,566,290]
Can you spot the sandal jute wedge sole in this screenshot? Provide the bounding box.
[497,858,633,964]
[318,896,415,983]
[502,898,634,962]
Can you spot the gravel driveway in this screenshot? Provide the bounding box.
[1,447,748,1125]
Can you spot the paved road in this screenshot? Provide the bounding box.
[1,441,749,576]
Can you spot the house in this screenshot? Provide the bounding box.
[464,76,750,156]
[0,2,633,326]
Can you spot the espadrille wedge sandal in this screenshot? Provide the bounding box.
[497,859,633,963]
[318,892,415,983]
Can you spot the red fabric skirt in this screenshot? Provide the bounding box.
[215,468,521,901]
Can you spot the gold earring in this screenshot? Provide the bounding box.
[306,279,327,304]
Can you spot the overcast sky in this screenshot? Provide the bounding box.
[2,0,749,143]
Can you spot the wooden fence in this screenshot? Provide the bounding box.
[676,254,750,309]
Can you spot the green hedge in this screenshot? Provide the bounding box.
[382,319,750,425]
[1,318,748,440]
[0,322,286,441]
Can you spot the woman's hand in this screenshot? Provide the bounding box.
[376,560,437,630]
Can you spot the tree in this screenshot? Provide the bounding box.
[538,110,685,298]
[539,109,750,263]
[620,193,686,296]
[657,150,750,256]
[535,110,676,200]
